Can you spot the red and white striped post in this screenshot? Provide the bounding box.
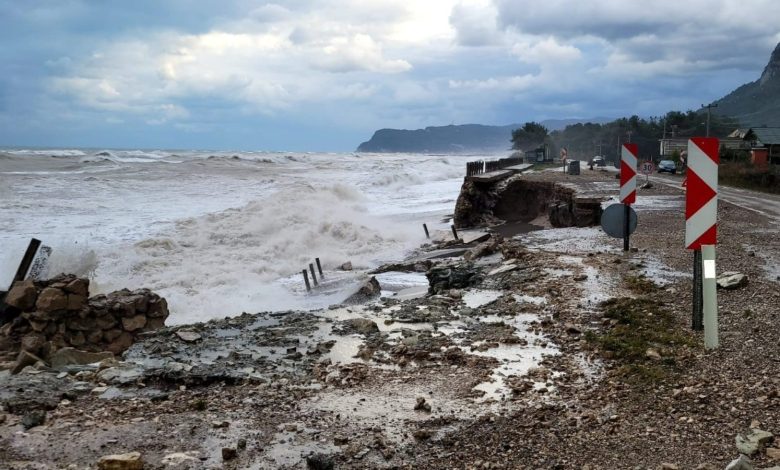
[685,137,719,347]
[620,143,638,251]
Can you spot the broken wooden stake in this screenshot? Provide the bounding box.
[14,238,42,283]
[309,263,319,286]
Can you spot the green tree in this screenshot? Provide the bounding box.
[511,121,549,150]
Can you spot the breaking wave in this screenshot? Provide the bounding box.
[93,183,421,323]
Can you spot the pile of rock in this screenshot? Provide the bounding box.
[426,263,483,294]
[1,274,169,369]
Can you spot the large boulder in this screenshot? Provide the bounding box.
[49,347,113,369]
[463,235,502,261]
[725,455,754,470]
[718,272,748,290]
[121,315,147,332]
[4,280,38,311]
[344,277,381,304]
[426,263,483,294]
[97,452,144,470]
[35,288,68,312]
[106,332,134,355]
[736,429,774,456]
[344,318,379,335]
[11,350,47,374]
[63,277,89,296]
[20,333,46,355]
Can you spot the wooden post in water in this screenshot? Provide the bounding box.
[423,223,430,238]
[309,263,319,286]
[302,270,311,291]
[315,258,323,277]
[14,238,42,283]
[451,225,459,241]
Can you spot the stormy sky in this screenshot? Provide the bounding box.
[1,0,777,151]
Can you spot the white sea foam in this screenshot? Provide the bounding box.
[92,184,425,323]
[6,149,88,157]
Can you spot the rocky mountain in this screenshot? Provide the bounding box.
[714,42,780,127]
[356,118,612,153]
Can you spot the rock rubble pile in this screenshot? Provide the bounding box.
[0,274,168,370]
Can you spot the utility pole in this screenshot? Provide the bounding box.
[702,103,718,137]
[626,130,633,143]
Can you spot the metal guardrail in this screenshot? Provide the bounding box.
[465,157,524,176]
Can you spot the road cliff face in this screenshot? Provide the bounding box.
[453,174,603,230]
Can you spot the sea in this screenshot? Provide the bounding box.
[0,148,501,324]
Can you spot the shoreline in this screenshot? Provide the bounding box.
[2,168,780,469]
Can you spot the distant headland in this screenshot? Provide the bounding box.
[356,119,612,153]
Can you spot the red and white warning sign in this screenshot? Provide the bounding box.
[620,143,638,204]
[685,137,719,249]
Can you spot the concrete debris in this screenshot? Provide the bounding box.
[717,272,748,290]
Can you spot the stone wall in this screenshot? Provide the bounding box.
[0,274,169,366]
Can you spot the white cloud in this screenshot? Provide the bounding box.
[449,74,536,91]
[449,0,501,46]
[248,4,292,23]
[511,37,581,65]
[313,34,412,73]
[51,28,411,118]
[13,0,779,149]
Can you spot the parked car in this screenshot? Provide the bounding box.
[589,156,605,168]
[657,160,677,174]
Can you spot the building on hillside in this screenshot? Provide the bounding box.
[658,129,755,160]
[659,138,688,159]
[521,144,552,163]
[721,129,753,152]
[747,127,780,165]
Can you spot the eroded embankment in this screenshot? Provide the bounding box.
[453,176,602,229]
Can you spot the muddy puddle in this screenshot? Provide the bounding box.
[469,313,558,402]
[462,289,503,309]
